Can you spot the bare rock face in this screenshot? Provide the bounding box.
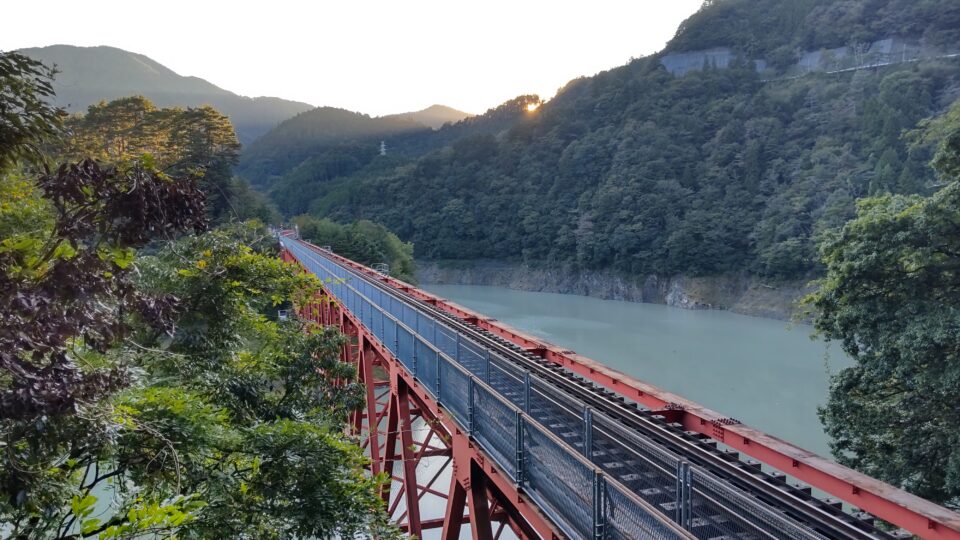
[665,280,709,310]
[416,260,812,321]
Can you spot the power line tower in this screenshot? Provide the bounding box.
[379,141,387,156]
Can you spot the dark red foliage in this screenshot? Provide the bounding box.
[0,159,206,419]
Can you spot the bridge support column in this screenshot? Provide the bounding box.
[441,475,467,540]
[393,378,423,537]
[468,461,494,540]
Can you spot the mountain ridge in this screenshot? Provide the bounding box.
[17,44,315,145]
[381,104,472,129]
[18,45,474,148]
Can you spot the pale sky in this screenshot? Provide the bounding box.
[2,0,703,116]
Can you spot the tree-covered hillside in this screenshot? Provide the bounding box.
[237,106,431,184]
[238,96,538,189]
[668,0,960,61]
[268,0,960,281]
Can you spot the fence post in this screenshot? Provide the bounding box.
[467,378,476,436]
[515,411,525,486]
[436,349,442,401]
[393,320,399,353]
[523,372,531,412]
[675,461,692,529]
[412,338,418,379]
[584,407,593,459]
[484,349,491,383]
[675,461,683,524]
[593,470,606,540]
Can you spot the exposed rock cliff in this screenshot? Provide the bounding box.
[416,260,812,321]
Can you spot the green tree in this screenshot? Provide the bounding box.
[0,51,64,169]
[294,215,416,282]
[63,97,242,221]
[116,226,397,539]
[809,106,960,508]
[1,55,397,539]
[0,159,208,537]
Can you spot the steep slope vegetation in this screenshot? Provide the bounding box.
[18,45,313,144]
[272,0,960,283]
[668,0,960,59]
[246,96,540,216]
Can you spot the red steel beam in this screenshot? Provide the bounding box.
[300,240,960,540]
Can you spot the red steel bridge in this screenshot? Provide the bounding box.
[279,233,960,540]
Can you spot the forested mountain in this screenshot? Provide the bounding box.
[382,104,472,129]
[668,0,960,60]
[17,45,314,144]
[237,106,432,184]
[267,0,960,282]
[239,95,540,210]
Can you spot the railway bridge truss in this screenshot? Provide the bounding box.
[279,234,960,540]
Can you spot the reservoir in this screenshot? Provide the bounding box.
[421,284,852,458]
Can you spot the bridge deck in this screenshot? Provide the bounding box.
[280,236,960,540]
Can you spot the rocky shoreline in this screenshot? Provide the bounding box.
[415,260,813,321]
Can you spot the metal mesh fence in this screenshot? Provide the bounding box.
[402,303,417,333]
[529,378,586,451]
[375,310,385,342]
[384,317,398,357]
[415,338,439,396]
[457,337,488,376]
[472,383,517,480]
[418,312,435,348]
[397,326,414,372]
[435,324,459,363]
[591,411,682,521]
[688,466,828,540]
[606,478,688,540]
[362,298,374,329]
[523,421,595,540]
[439,355,471,426]
[488,356,526,407]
